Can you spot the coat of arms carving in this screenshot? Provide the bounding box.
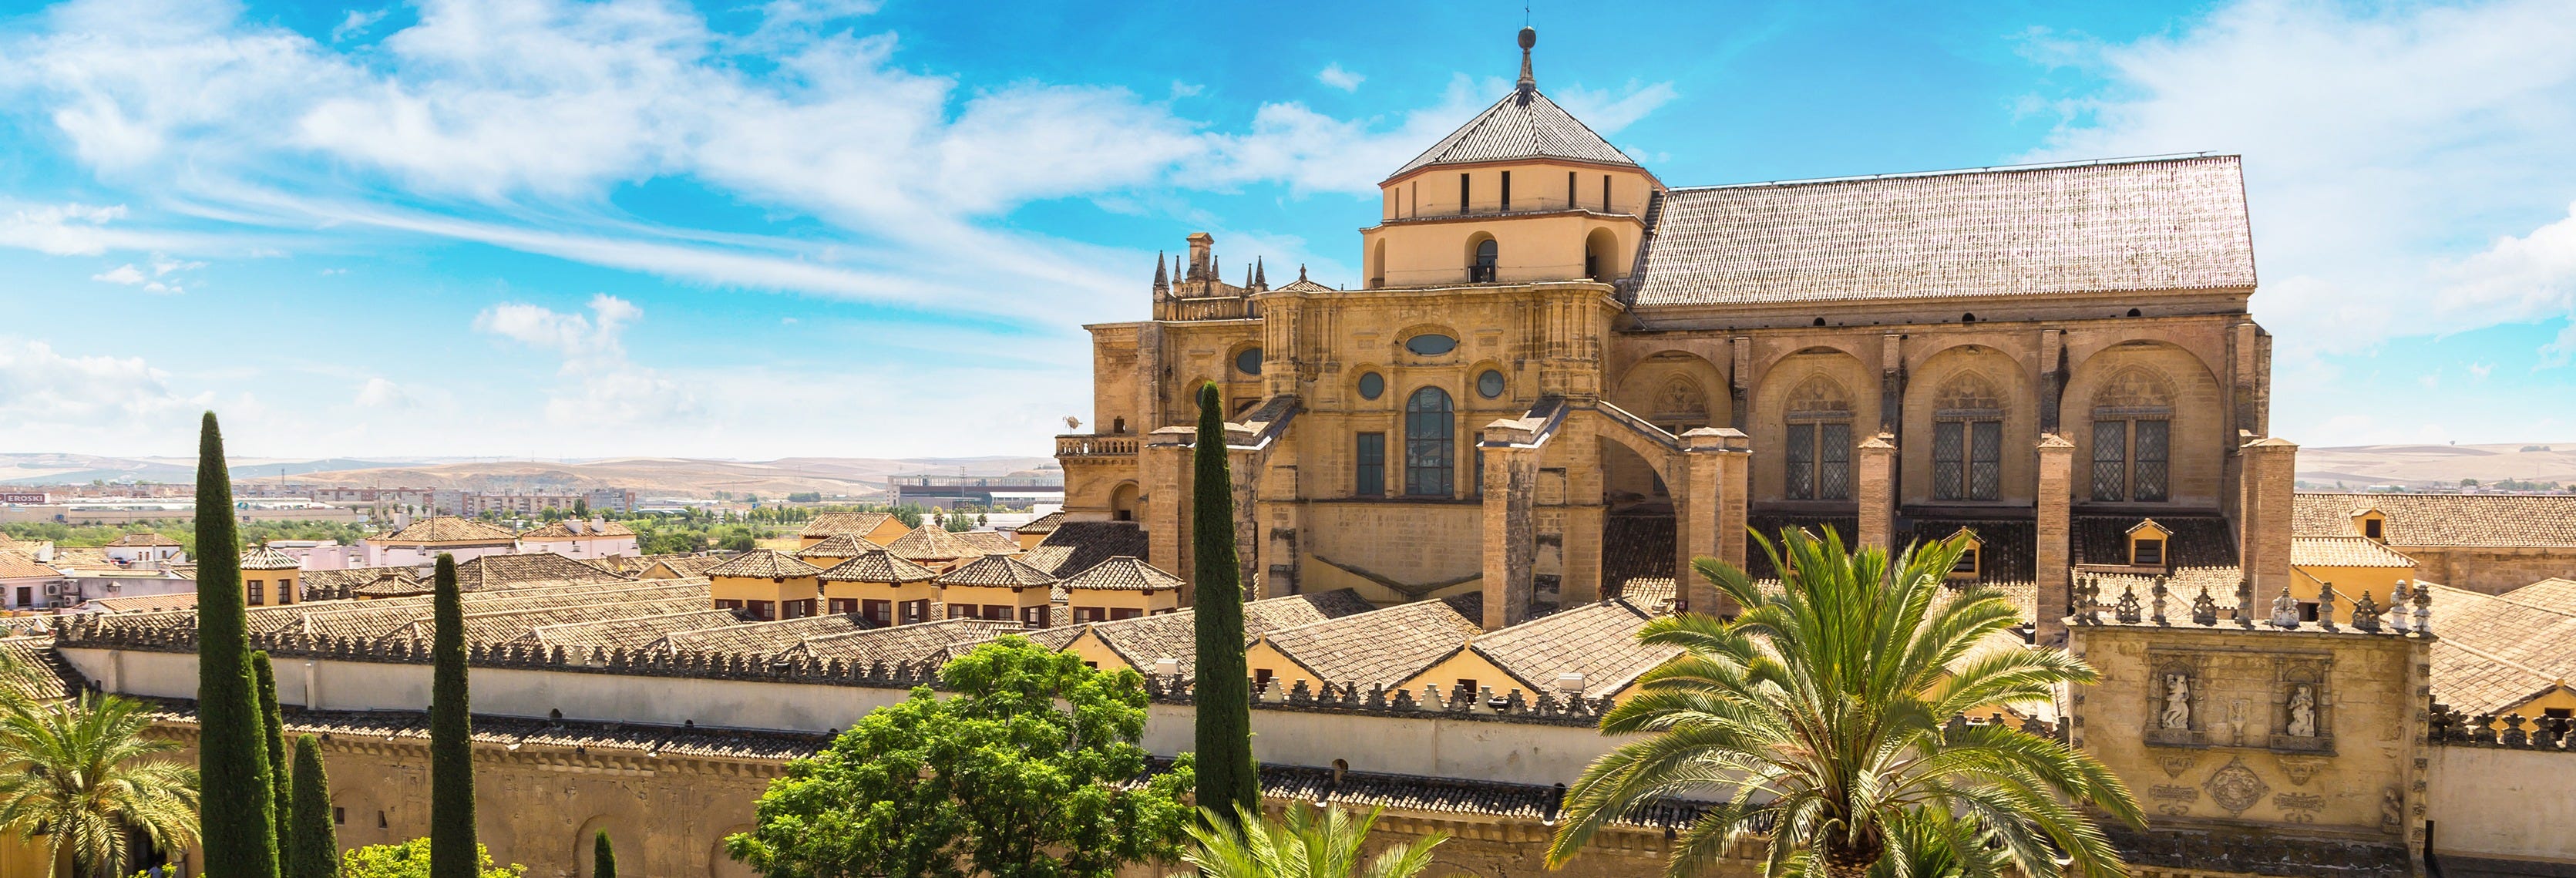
[2204,756,2271,816]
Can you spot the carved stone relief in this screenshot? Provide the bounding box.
[2203,756,2270,816]
[2150,785,2200,817]
[2144,652,2208,746]
[2157,753,2198,779]
[2269,655,2334,753]
[2273,792,2323,824]
[2275,755,2327,786]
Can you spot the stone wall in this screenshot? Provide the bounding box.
[2426,744,2576,866]
[2402,547,2576,595]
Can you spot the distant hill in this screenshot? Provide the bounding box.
[1,452,1058,500]
[2296,442,2576,490]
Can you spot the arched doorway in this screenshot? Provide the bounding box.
[1109,482,1141,522]
[1584,227,1618,281]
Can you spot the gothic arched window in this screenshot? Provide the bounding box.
[2091,367,2175,502]
[1404,386,1454,496]
[1932,372,2006,501]
[1784,375,1854,501]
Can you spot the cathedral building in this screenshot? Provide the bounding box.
[1058,28,2285,634]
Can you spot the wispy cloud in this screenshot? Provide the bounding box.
[475,294,700,427]
[1317,62,1364,92]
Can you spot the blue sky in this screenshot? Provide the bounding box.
[2,0,2572,460]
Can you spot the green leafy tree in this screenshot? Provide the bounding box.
[0,693,201,877]
[341,839,523,878]
[721,533,757,552]
[1190,382,1256,822]
[429,554,476,878]
[593,830,615,878]
[1549,528,2144,878]
[288,735,341,878]
[194,412,282,877]
[890,506,925,529]
[943,513,975,533]
[573,498,590,517]
[725,637,1195,878]
[1179,804,1446,878]
[257,650,294,854]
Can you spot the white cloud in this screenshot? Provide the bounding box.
[0,338,210,446]
[1552,80,1680,134]
[353,376,409,408]
[90,264,144,284]
[473,294,698,426]
[2024,0,2576,354]
[89,260,181,293]
[1317,63,1364,92]
[331,8,387,42]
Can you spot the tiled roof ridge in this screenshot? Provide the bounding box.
[707,548,824,579]
[1673,153,2235,192]
[1387,86,1639,180]
[817,549,940,583]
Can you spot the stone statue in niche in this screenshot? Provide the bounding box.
[2382,787,2405,830]
[2287,685,2317,737]
[2162,674,2192,728]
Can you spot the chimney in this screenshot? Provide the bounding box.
[392,510,412,531]
[2238,436,2299,598]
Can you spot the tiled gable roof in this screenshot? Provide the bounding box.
[1015,512,1066,534]
[882,526,993,561]
[2290,536,2418,569]
[522,608,744,652]
[644,553,735,578]
[1633,156,2255,308]
[1059,556,1183,593]
[297,567,421,599]
[106,533,182,547]
[800,513,895,539]
[77,591,200,614]
[452,552,628,590]
[2419,583,2576,714]
[785,618,1022,667]
[517,520,637,539]
[2292,492,2576,548]
[706,549,822,580]
[1263,594,1484,689]
[1456,599,1682,698]
[954,530,1023,555]
[2500,578,2576,611]
[0,551,62,580]
[1019,546,1078,576]
[370,516,518,543]
[238,547,304,570]
[0,637,82,701]
[651,613,876,655]
[1037,522,1151,577]
[1389,86,1637,180]
[2073,515,2238,567]
[935,554,1058,589]
[816,550,938,584]
[794,533,879,560]
[1047,589,1377,672]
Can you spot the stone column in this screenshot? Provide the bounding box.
[1559,423,1604,605]
[1856,433,1897,554]
[1228,446,1264,601]
[2036,434,2075,647]
[1677,438,1721,614]
[1479,419,1542,631]
[1143,427,1196,603]
[1682,428,1751,616]
[2239,436,2299,599]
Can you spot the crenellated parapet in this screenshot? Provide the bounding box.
[2428,704,2576,752]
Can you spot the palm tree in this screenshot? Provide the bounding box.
[1548,528,2143,878]
[0,692,202,876]
[1180,803,1447,878]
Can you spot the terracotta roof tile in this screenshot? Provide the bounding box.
[238,547,304,570]
[1054,589,1377,671]
[0,551,62,580]
[1262,594,1484,689]
[2291,537,2418,569]
[934,554,1058,588]
[1020,546,1078,575]
[522,608,744,652]
[793,533,879,560]
[1390,86,1637,179]
[653,613,877,654]
[1059,557,1184,593]
[2416,584,2576,715]
[452,552,628,590]
[1635,156,2255,308]
[706,549,823,580]
[106,533,181,547]
[2500,578,2576,611]
[76,591,198,614]
[2293,492,2576,548]
[785,618,1022,667]
[882,526,994,561]
[1036,522,1150,578]
[370,516,518,543]
[816,550,937,584]
[517,520,637,539]
[800,513,895,539]
[1454,600,1681,698]
[0,637,82,701]
[953,531,1023,555]
[1015,511,1067,534]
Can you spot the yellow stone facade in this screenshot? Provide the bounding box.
[1058,30,2279,634]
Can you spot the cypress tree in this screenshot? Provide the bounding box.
[1189,382,1257,820]
[256,650,294,853]
[593,829,616,878]
[196,412,281,877]
[288,735,340,878]
[429,553,476,878]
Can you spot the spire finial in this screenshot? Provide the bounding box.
[1253,256,1267,289]
[1152,251,1169,293]
[1516,26,1536,95]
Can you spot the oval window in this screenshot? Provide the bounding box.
[1235,348,1263,375]
[1357,372,1385,401]
[1404,334,1458,356]
[1477,369,1505,399]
